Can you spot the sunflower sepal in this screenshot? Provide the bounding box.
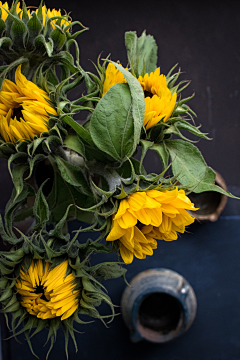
[170,120,211,141]
[151,142,169,169]
[87,261,127,281]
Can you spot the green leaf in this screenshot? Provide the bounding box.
[50,28,66,51]
[33,180,50,230]
[0,36,12,50]
[10,15,27,47]
[110,61,145,151]
[90,262,127,280]
[165,140,238,197]
[27,137,44,156]
[4,184,33,238]
[54,155,91,195]
[0,288,12,301]
[62,115,94,146]
[11,164,29,200]
[0,56,28,89]
[125,30,158,77]
[0,19,6,36]
[116,157,146,178]
[139,140,154,170]
[90,60,145,163]
[34,34,53,56]
[47,170,94,223]
[0,278,8,289]
[63,134,85,158]
[26,154,46,180]
[14,206,33,222]
[90,83,135,162]
[164,124,198,142]
[175,120,211,140]
[51,51,77,73]
[27,12,42,41]
[2,247,24,262]
[150,142,169,170]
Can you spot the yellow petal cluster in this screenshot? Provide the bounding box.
[0,65,57,143]
[138,68,177,129]
[15,260,79,321]
[102,63,176,130]
[0,2,70,29]
[38,5,70,29]
[0,1,21,21]
[102,63,127,97]
[106,188,198,264]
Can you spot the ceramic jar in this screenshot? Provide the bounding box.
[121,268,197,343]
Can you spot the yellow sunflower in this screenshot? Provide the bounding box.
[0,65,57,143]
[138,68,177,129]
[15,260,79,321]
[102,63,127,97]
[106,188,198,264]
[0,1,22,20]
[0,2,70,29]
[102,63,176,129]
[39,5,71,30]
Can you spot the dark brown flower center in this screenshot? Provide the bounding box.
[35,283,48,302]
[144,90,153,98]
[12,106,23,121]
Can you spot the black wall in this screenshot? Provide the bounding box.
[1,0,240,210]
[1,2,240,359]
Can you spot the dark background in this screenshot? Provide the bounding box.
[1,1,240,359]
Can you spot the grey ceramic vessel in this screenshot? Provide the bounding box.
[121,268,197,343]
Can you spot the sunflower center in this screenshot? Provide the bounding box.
[144,90,153,98]
[12,106,23,121]
[35,283,48,302]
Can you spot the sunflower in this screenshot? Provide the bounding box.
[106,188,198,264]
[102,63,176,129]
[0,65,57,143]
[39,5,71,30]
[15,260,79,321]
[0,1,21,20]
[0,2,70,29]
[138,68,177,129]
[102,63,127,96]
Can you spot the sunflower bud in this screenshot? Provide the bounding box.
[0,1,87,82]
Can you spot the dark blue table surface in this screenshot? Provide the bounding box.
[4,192,240,360]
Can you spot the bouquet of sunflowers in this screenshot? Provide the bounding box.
[0,1,236,357]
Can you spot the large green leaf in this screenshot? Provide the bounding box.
[111,61,145,151]
[90,83,135,162]
[165,139,238,197]
[90,62,144,162]
[125,30,158,77]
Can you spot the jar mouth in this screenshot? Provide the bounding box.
[188,190,222,216]
[137,292,185,343]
